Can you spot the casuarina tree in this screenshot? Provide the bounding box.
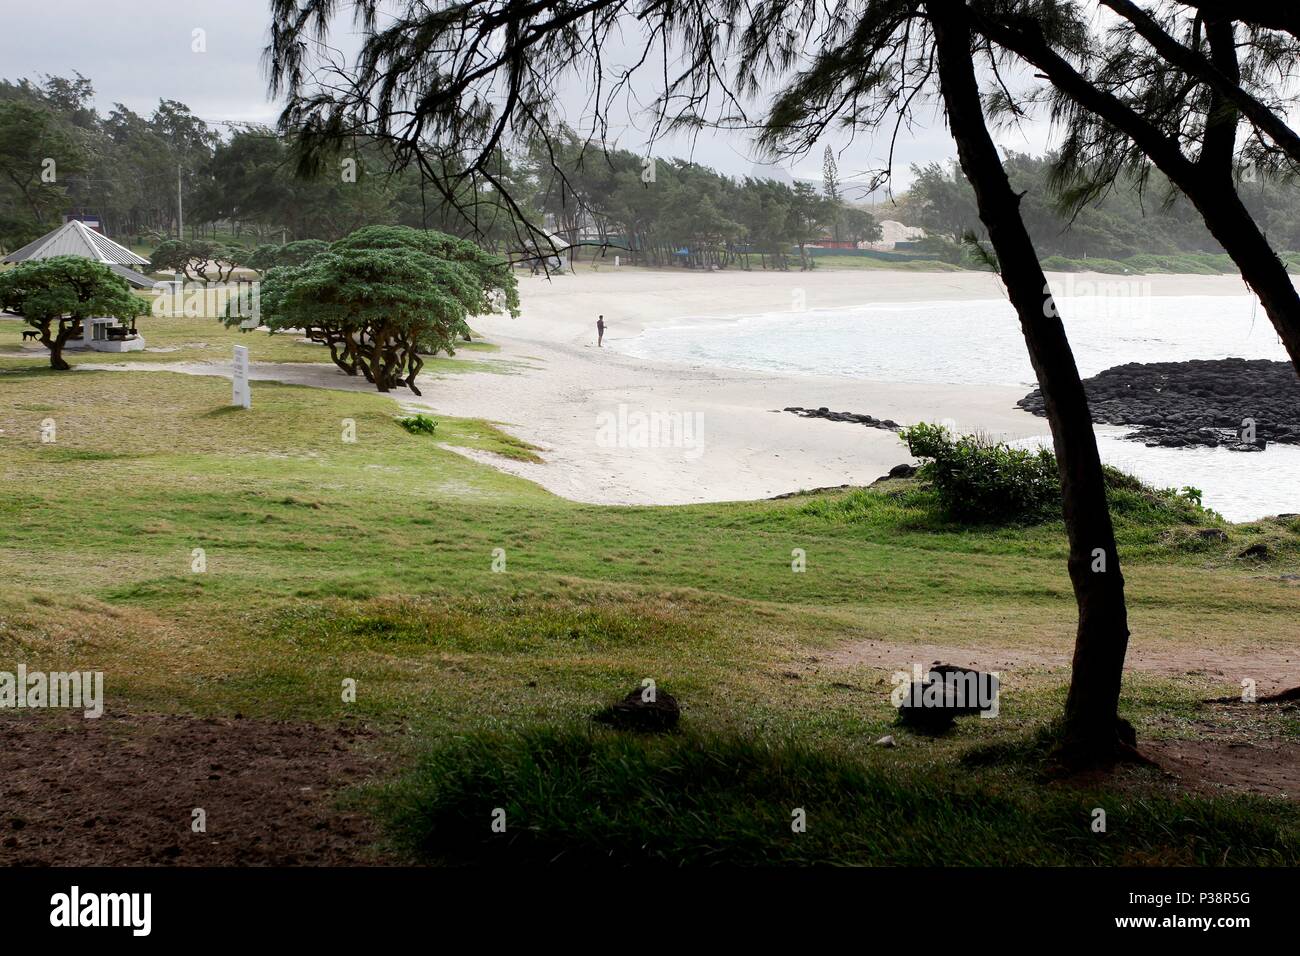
[967,0,1300,373]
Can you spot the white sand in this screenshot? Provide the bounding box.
[85,268,1257,506]
[409,268,1255,504]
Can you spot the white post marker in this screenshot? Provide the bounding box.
[232,344,251,409]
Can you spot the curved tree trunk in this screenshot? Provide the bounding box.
[40,319,76,371]
[928,1,1136,765]
[974,11,1300,373]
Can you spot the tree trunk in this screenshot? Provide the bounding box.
[40,320,74,371]
[927,1,1136,765]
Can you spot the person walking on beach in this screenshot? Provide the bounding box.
[597,314,606,347]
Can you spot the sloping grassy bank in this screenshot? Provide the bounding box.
[1,364,1297,864]
[376,727,1299,865]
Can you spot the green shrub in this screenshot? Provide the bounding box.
[900,422,1060,523]
[1039,255,1080,272]
[398,413,438,435]
[901,423,1216,526]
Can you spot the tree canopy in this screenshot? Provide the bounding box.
[251,225,518,394]
[0,256,146,369]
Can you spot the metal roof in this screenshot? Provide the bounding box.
[2,220,150,267]
[105,263,163,288]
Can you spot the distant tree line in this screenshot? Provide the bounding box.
[901,152,1300,260]
[0,74,215,248]
[9,72,1300,273]
[527,129,882,270]
[0,74,885,269]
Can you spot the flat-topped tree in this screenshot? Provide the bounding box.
[148,239,244,282]
[244,239,329,275]
[328,225,520,338]
[0,256,146,370]
[255,227,517,394]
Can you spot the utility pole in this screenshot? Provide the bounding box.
[177,163,184,239]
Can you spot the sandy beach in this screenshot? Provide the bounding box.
[407,267,1258,504]
[81,267,1260,506]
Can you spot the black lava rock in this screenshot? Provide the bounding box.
[1017,358,1300,451]
[896,664,1000,735]
[783,406,902,432]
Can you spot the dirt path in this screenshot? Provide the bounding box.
[819,638,1300,693]
[1145,738,1300,801]
[0,712,393,866]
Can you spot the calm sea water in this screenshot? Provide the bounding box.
[615,294,1298,521]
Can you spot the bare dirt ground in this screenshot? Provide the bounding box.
[1145,736,1300,801]
[821,638,1300,800]
[819,638,1300,694]
[0,712,393,866]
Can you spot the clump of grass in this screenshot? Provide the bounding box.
[1103,468,1216,526]
[795,481,943,530]
[398,413,439,435]
[377,726,1300,866]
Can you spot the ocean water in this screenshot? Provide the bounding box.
[614,294,1298,521]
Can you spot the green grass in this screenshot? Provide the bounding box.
[807,255,967,272]
[1040,251,1246,275]
[0,304,502,371]
[0,363,1297,864]
[377,726,1299,865]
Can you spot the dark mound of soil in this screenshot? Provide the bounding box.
[1017,358,1300,450]
[593,686,681,733]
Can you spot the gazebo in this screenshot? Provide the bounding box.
[2,220,160,353]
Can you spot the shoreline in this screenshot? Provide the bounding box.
[78,268,1287,515]
[414,268,1263,506]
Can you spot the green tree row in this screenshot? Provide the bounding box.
[903,152,1300,260]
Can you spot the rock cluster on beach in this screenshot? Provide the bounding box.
[1017,358,1300,450]
[783,406,901,431]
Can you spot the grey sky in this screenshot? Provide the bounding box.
[1,0,1053,199]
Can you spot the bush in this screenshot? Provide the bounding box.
[902,423,1216,526]
[900,423,1060,523]
[398,414,438,435]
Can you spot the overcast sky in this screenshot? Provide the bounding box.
[1,0,1054,199]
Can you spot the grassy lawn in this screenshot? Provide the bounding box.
[1,362,1298,864]
[0,298,502,370]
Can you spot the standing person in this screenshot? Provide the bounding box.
[596,314,606,347]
